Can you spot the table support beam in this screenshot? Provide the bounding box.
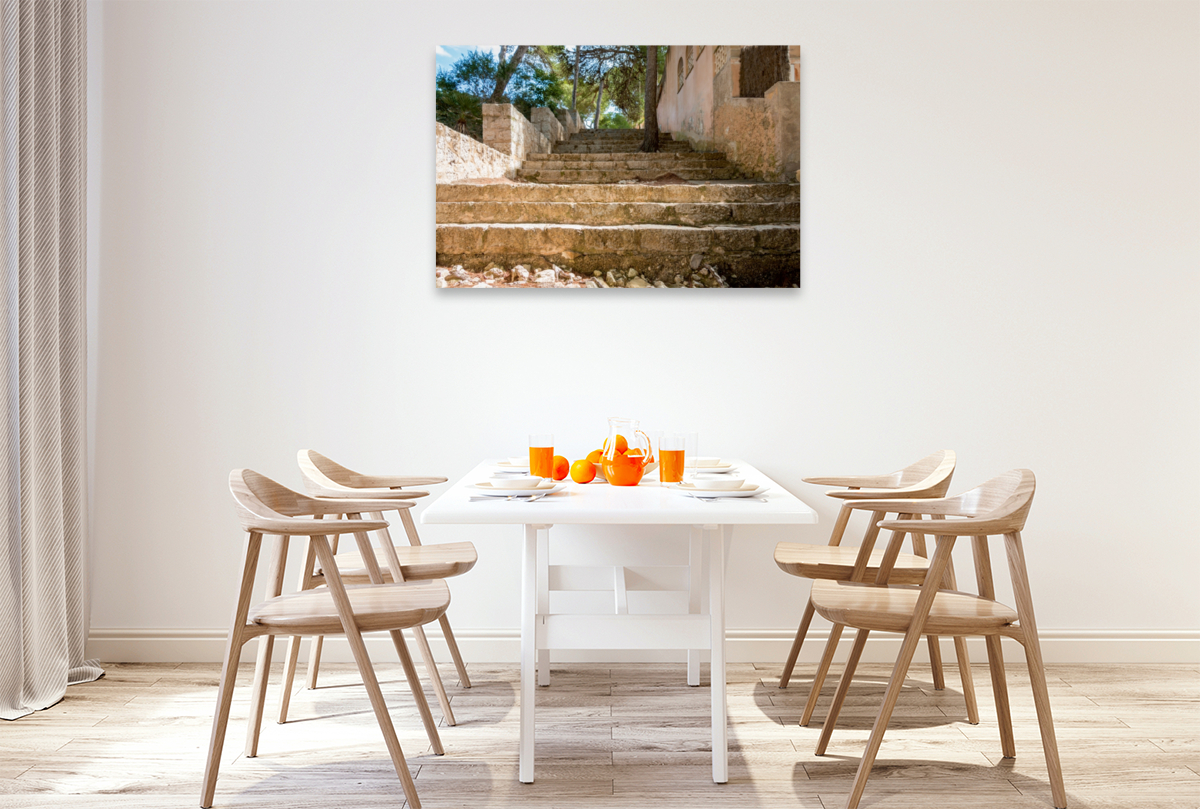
[710,525,731,783]
[688,527,703,687]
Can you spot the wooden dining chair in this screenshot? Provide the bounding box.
[809,469,1066,809]
[203,469,450,809]
[775,450,978,727]
[274,450,475,728]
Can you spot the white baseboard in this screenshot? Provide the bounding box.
[88,626,1200,665]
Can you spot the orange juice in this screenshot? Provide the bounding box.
[529,445,554,478]
[659,449,685,483]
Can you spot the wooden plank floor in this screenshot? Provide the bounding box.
[1,660,1197,808]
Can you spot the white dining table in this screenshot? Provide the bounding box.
[420,459,818,784]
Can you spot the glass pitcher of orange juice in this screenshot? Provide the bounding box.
[602,417,655,486]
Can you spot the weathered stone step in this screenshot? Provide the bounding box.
[553,142,694,154]
[437,200,801,227]
[516,168,740,183]
[527,151,726,163]
[436,222,800,288]
[567,129,645,138]
[435,182,801,203]
[521,159,731,174]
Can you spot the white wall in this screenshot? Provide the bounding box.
[87,0,1200,663]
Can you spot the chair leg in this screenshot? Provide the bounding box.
[305,635,325,689]
[439,613,472,688]
[277,634,303,724]
[842,625,924,809]
[985,634,1015,756]
[953,635,979,724]
[244,535,288,757]
[352,631,423,807]
[244,635,275,757]
[1006,532,1067,809]
[815,628,869,755]
[412,623,457,726]
[779,597,816,689]
[801,622,843,726]
[389,628,445,756]
[311,535,424,808]
[200,631,248,808]
[940,555,979,723]
[925,635,946,690]
[840,536,957,809]
[201,533,262,809]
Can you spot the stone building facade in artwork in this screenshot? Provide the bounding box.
[657,45,800,183]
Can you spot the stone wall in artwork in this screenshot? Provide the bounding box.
[482,103,552,161]
[435,122,517,182]
[530,107,565,144]
[710,45,800,181]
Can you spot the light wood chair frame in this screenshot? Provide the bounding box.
[775,450,979,727]
[203,470,449,809]
[810,469,1066,809]
[276,450,472,730]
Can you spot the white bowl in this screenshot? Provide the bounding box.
[688,457,723,468]
[503,476,544,489]
[508,456,529,466]
[691,476,745,491]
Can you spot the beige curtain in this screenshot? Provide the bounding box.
[0,0,98,721]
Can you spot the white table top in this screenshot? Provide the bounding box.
[420,459,818,526]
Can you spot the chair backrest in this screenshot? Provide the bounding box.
[940,469,1036,533]
[874,469,1036,537]
[827,450,956,502]
[229,468,318,530]
[296,449,444,498]
[895,450,956,488]
[298,450,371,494]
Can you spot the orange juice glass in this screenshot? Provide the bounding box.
[659,433,686,483]
[529,433,553,478]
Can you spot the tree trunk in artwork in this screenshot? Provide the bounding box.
[593,72,606,130]
[570,45,580,113]
[489,45,529,103]
[640,46,659,152]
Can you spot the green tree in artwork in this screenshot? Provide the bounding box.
[436,47,571,141]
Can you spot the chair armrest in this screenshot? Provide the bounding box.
[828,486,939,501]
[878,516,1008,536]
[840,496,957,514]
[803,474,898,488]
[310,488,429,500]
[249,517,389,536]
[308,497,416,516]
[357,474,448,488]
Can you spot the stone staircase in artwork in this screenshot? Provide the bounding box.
[436,128,801,287]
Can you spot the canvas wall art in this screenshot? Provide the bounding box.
[435,46,800,289]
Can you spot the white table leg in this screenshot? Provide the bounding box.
[688,527,703,687]
[710,524,730,783]
[520,524,538,783]
[537,526,550,687]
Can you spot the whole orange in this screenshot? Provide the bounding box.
[601,435,629,455]
[569,459,597,484]
[551,455,569,481]
[586,448,603,464]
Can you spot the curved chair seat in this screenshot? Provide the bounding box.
[775,543,930,585]
[318,541,477,584]
[250,580,451,635]
[811,580,1018,637]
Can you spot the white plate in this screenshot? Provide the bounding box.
[686,459,733,471]
[673,482,768,499]
[688,466,737,475]
[472,480,563,496]
[495,460,529,471]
